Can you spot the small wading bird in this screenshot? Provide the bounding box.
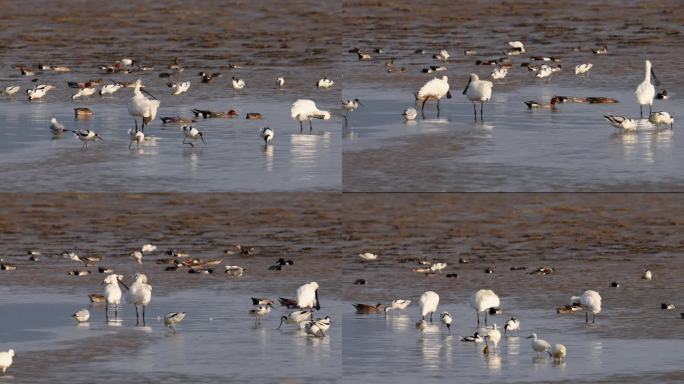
[291,99,331,132]
[50,118,66,136]
[604,114,637,132]
[317,77,335,89]
[72,308,90,323]
[231,77,245,90]
[403,107,417,121]
[69,129,103,149]
[0,349,14,376]
[440,311,453,333]
[260,127,274,145]
[249,304,273,326]
[164,312,186,333]
[182,125,206,147]
[635,60,659,118]
[277,310,312,329]
[128,79,160,133]
[463,74,493,120]
[527,333,551,356]
[128,129,145,149]
[415,76,451,117]
[168,81,191,95]
[649,111,674,129]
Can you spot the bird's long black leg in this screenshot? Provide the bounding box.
[485,311,488,326]
[430,311,434,323]
[105,304,109,321]
[134,118,138,133]
[585,312,588,324]
[136,306,139,325]
[437,99,440,117]
[481,102,484,120]
[421,98,428,117]
[143,306,146,325]
[473,103,477,121]
[309,120,312,132]
[640,105,643,118]
[477,312,480,326]
[300,121,303,133]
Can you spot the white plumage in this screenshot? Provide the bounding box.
[260,127,274,144]
[127,273,152,325]
[0,349,14,376]
[104,274,123,320]
[527,333,550,355]
[305,316,331,337]
[72,308,90,323]
[642,270,653,280]
[4,85,20,95]
[231,77,245,90]
[71,130,103,149]
[575,63,593,76]
[385,299,411,315]
[27,84,54,100]
[604,114,637,132]
[128,79,160,132]
[182,125,206,146]
[358,252,378,261]
[249,304,272,326]
[484,324,502,349]
[463,74,493,120]
[169,81,191,95]
[504,317,520,336]
[440,311,453,333]
[490,67,508,80]
[99,83,122,96]
[649,112,674,129]
[317,77,335,89]
[131,250,143,263]
[507,41,526,54]
[278,310,312,329]
[550,343,567,362]
[72,87,97,99]
[580,290,601,323]
[403,107,417,121]
[297,281,321,310]
[50,118,65,135]
[416,76,451,116]
[128,129,145,150]
[419,291,439,322]
[164,312,186,333]
[141,244,157,253]
[276,77,285,87]
[470,289,500,326]
[635,60,658,117]
[291,99,331,131]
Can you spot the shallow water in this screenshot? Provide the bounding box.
[342,300,684,384]
[343,85,682,191]
[0,91,341,192]
[0,287,342,383]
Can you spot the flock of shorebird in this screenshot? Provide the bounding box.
[344,42,674,132]
[5,57,339,151]
[349,252,669,365]
[0,243,330,377]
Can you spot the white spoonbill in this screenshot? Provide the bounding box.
[549,343,567,362]
[103,274,123,321]
[440,311,453,333]
[297,281,321,311]
[415,76,451,117]
[70,129,103,149]
[527,333,550,356]
[403,107,417,121]
[291,99,331,132]
[72,308,90,323]
[260,127,274,144]
[580,290,601,324]
[128,129,145,150]
[130,250,143,263]
[142,244,157,253]
[604,114,637,132]
[470,289,500,326]
[128,79,160,133]
[0,349,14,376]
[182,125,206,147]
[419,291,439,323]
[635,60,659,118]
[127,273,152,325]
[649,112,674,129]
[50,118,66,135]
[164,312,186,333]
[504,317,520,336]
[463,74,493,120]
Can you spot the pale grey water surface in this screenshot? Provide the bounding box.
[0,286,342,383]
